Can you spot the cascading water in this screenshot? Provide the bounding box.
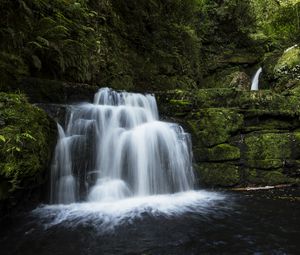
[251,67,262,91]
[50,88,194,204]
[35,88,225,231]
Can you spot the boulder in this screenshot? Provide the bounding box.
[0,92,56,208]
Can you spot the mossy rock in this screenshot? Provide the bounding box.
[168,99,193,116]
[11,77,99,104]
[262,51,282,83]
[291,132,300,159]
[244,132,292,161]
[156,89,195,117]
[188,108,243,147]
[229,72,251,90]
[244,159,283,170]
[223,52,260,65]
[196,143,240,162]
[196,163,240,187]
[262,46,300,90]
[244,169,289,186]
[274,46,300,77]
[243,114,300,132]
[0,92,56,201]
[159,88,300,116]
[202,67,240,88]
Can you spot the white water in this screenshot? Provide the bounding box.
[46,88,225,228]
[251,67,262,91]
[284,44,298,53]
[34,191,227,231]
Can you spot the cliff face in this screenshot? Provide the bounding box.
[157,88,300,187]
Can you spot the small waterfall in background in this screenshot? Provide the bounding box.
[284,44,298,53]
[50,88,194,204]
[251,67,262,91]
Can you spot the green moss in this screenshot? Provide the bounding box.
[0,92,56,200]
[158,87,300,187]
[223,52,259,65]
[275,47,300,72]
[245,159,283,169]
[159,88,300,117]
[202,67,240,88]
[244,132,292,160]
[199,144,240,162]
[169,99,191,106]
[14,77,99,103]
[188,108,243,147]
[244,169,289,185]
[243,116,299,132]
[196,163,240,187]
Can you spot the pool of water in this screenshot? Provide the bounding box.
[0,188,299,255]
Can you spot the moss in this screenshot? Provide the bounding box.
[196,163,240,187]
[7,77,99,104]
[159,88,300,117]
[244,169,289,185]
[157,87,300,187]
[0,92,56,200]
[245,159,283,169]
[229,72,251,90]
[223,52,259,65]
[202,67,240,88]
[244,132,292,160]
[188,108,243,147]
[198,144,240,162]
[243,116,300,132]
[169,99,191,106]
[262,46,300,90]
[275,47,300,73]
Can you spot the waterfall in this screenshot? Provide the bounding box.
[251,67,262,91]
[284,44,298,53]
[50,88,194,204]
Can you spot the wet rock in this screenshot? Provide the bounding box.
[229,72,251,90]
[158,88,300,187]
[0,92,57,209]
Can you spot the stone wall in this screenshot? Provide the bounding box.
[157,88,300,187]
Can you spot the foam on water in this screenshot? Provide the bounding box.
[34,191,226,231]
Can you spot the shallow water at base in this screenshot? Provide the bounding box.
[0,188,299,255]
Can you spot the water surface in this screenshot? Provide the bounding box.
[0,188,299,255]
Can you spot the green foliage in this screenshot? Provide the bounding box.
[251,0,300,46]
[0,0,296,90]
[0,92,55,199]
[0,0,261,90]
[0,0,100,83]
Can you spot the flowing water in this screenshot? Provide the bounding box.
[50,87,195,204]
[251,67,262,91]
[1,88,299,254]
